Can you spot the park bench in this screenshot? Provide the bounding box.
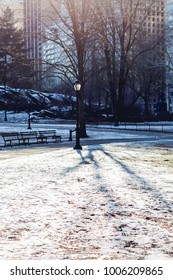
[1,130,62,147]
[37,130,62,143]
[2,132,20,147]
[20,131,39,145]
[2,131,39,147]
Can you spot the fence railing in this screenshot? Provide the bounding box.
[114,122,173,133]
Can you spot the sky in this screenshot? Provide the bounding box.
[0,0,23,25]
[0,0,19,8]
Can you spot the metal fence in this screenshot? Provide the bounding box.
[115,122,173,133]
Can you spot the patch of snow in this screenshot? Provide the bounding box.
[0,121,173,259]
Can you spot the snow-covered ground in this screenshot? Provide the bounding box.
[0,115,173,260]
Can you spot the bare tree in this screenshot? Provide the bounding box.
[42,0,166,122]
[43,0,96,137]
[94,0,164,119]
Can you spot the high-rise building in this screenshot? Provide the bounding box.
[23,0,60,89]
[144,0,165,38]
[23,0,42,88]
[135,0,167,115]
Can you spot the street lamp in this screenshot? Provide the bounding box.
[28,110,31,129]
[4,100,7,121]
[27,98,32,129]
[73,80,82,150]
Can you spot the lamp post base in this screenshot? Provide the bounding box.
[73,144,82,150]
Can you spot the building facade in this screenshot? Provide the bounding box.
[23,0,42,88]
[23,0,61,89]
[135,0,167,116]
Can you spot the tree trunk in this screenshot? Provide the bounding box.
[144,94,149,115]
[79,87,88,138]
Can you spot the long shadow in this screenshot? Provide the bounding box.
[100,146,173,213]
[59,146,101,177]
[58,148,92,175]
[54,144,172,259]
[60,144,172,213]
[77,148,102,180]
[61,145,109,184]
[76,147,121,202]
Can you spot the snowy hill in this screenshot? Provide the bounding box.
[0,86,75,119]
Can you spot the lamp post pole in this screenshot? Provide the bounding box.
[73,81,82,150]
[28,110,31,129]
[4,100,7,121]
[27,98,32,129]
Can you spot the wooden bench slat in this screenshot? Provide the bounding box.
[20,131,38,145]
[38,130,62,143]
[2,133,20,147]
